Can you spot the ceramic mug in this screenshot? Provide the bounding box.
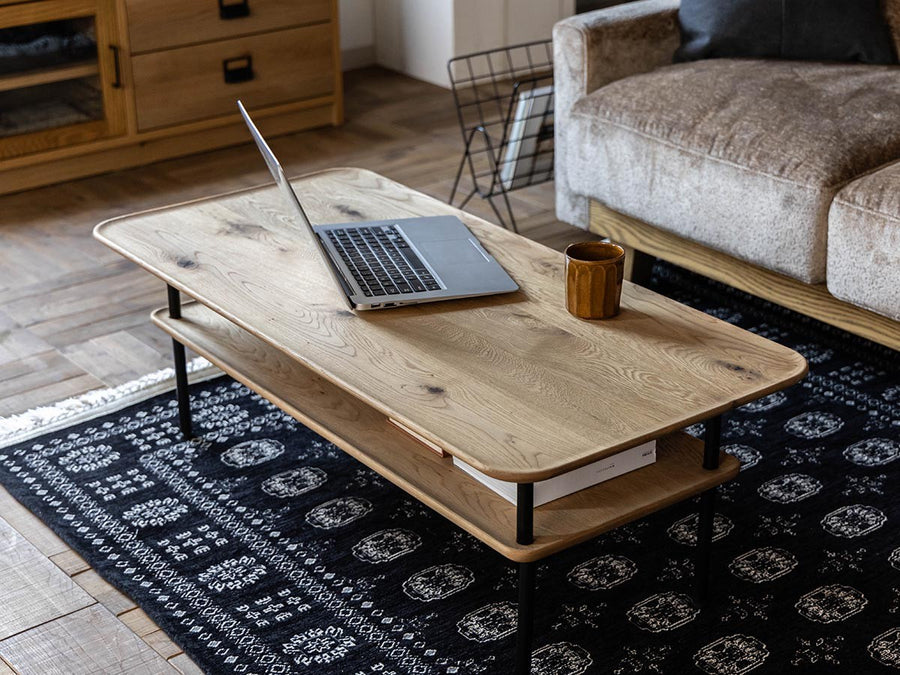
[565,241,625,319]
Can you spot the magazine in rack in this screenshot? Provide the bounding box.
[499,84,554,190]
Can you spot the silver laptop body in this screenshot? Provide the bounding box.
[238,101,519,310]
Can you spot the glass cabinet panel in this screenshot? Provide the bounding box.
[0,1,125,159]
[0,17,96,74]
[1,75,103,137]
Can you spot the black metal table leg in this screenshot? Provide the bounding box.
[167,285,193,440]
[696,415,721,605]
[516,561,535,675]
[515,483,534,674]
[517,483,534,546]
[628,248,655,287]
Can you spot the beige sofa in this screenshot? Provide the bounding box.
[553,0,900,349]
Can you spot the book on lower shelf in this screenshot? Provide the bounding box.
[453,440,657,507]
[388,417,446,457]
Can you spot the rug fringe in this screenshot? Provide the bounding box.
[0,358,222,448]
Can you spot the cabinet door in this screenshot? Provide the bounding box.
[0,0,127,160]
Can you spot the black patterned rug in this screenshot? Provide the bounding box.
[1,262,898,674]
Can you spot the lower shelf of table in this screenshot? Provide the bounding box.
[152,302,740,563]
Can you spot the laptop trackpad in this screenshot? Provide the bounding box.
[419,239,488,266]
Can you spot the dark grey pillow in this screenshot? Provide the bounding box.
[677,0,897,65]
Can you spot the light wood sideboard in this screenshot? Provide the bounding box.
[0,0,342,195]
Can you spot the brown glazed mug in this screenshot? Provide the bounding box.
[565,241,625,319]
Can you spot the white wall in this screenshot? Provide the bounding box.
[340,0,376,70]
[374,0,455,87]
[454,0,574,55]
[452,0,505,58]
[374,0,574,87]
[343,0,575,83]
[504,0,575,44]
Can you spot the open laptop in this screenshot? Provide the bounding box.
[238,101,519,310]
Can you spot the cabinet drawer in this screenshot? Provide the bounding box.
[132,24,333,130]
[126,0,332,53]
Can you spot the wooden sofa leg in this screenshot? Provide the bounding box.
[624,246,654,287]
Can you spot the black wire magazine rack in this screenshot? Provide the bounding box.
[447,40,554,232]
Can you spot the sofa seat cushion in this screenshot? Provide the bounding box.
[565,59,900,282]
[827,166,900,320]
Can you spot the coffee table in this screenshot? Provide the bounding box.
[95,168,807,673]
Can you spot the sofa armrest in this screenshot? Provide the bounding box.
[553,0,681,227]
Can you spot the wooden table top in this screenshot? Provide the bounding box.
[95,168,807,482]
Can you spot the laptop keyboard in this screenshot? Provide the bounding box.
[325,225,442,297]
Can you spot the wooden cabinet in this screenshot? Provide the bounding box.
[124,0,332,53]
[0,0,342,195]
[132,23,334,130]
[0,0,126,160]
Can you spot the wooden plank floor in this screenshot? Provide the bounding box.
[0,67,599,672]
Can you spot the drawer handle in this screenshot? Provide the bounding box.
[219,0,250,19]
[223,55,254,84]
[109,45,122,88]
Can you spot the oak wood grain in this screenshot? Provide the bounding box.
[591,200,900,351]
[142,629,183,660]
[0,310,53,365]
[117,608,158,638]
[168,653,204,675]
[49,549,90,577]
[0,605,175,674]
[71,570,136,616]
[0,517,94,641]
[0,0,95,26]
[0,351,104,415]
[0,487,70,558]
[0,60,98,93]
[154,302,739,562]
[125,0,331,54]
[0,103,336,194]
[60,330,172,386]
[98,168,806,482]
[0,0,128,162]
[0,0,341,192]
[132,24,334,130]
[0,95,335,173]
[0,67,576,670]
[0,69,513,416]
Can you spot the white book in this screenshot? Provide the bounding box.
[499,84,554,191]
[453,440,656,507]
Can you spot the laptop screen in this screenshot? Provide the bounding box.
[237,100,354,309]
